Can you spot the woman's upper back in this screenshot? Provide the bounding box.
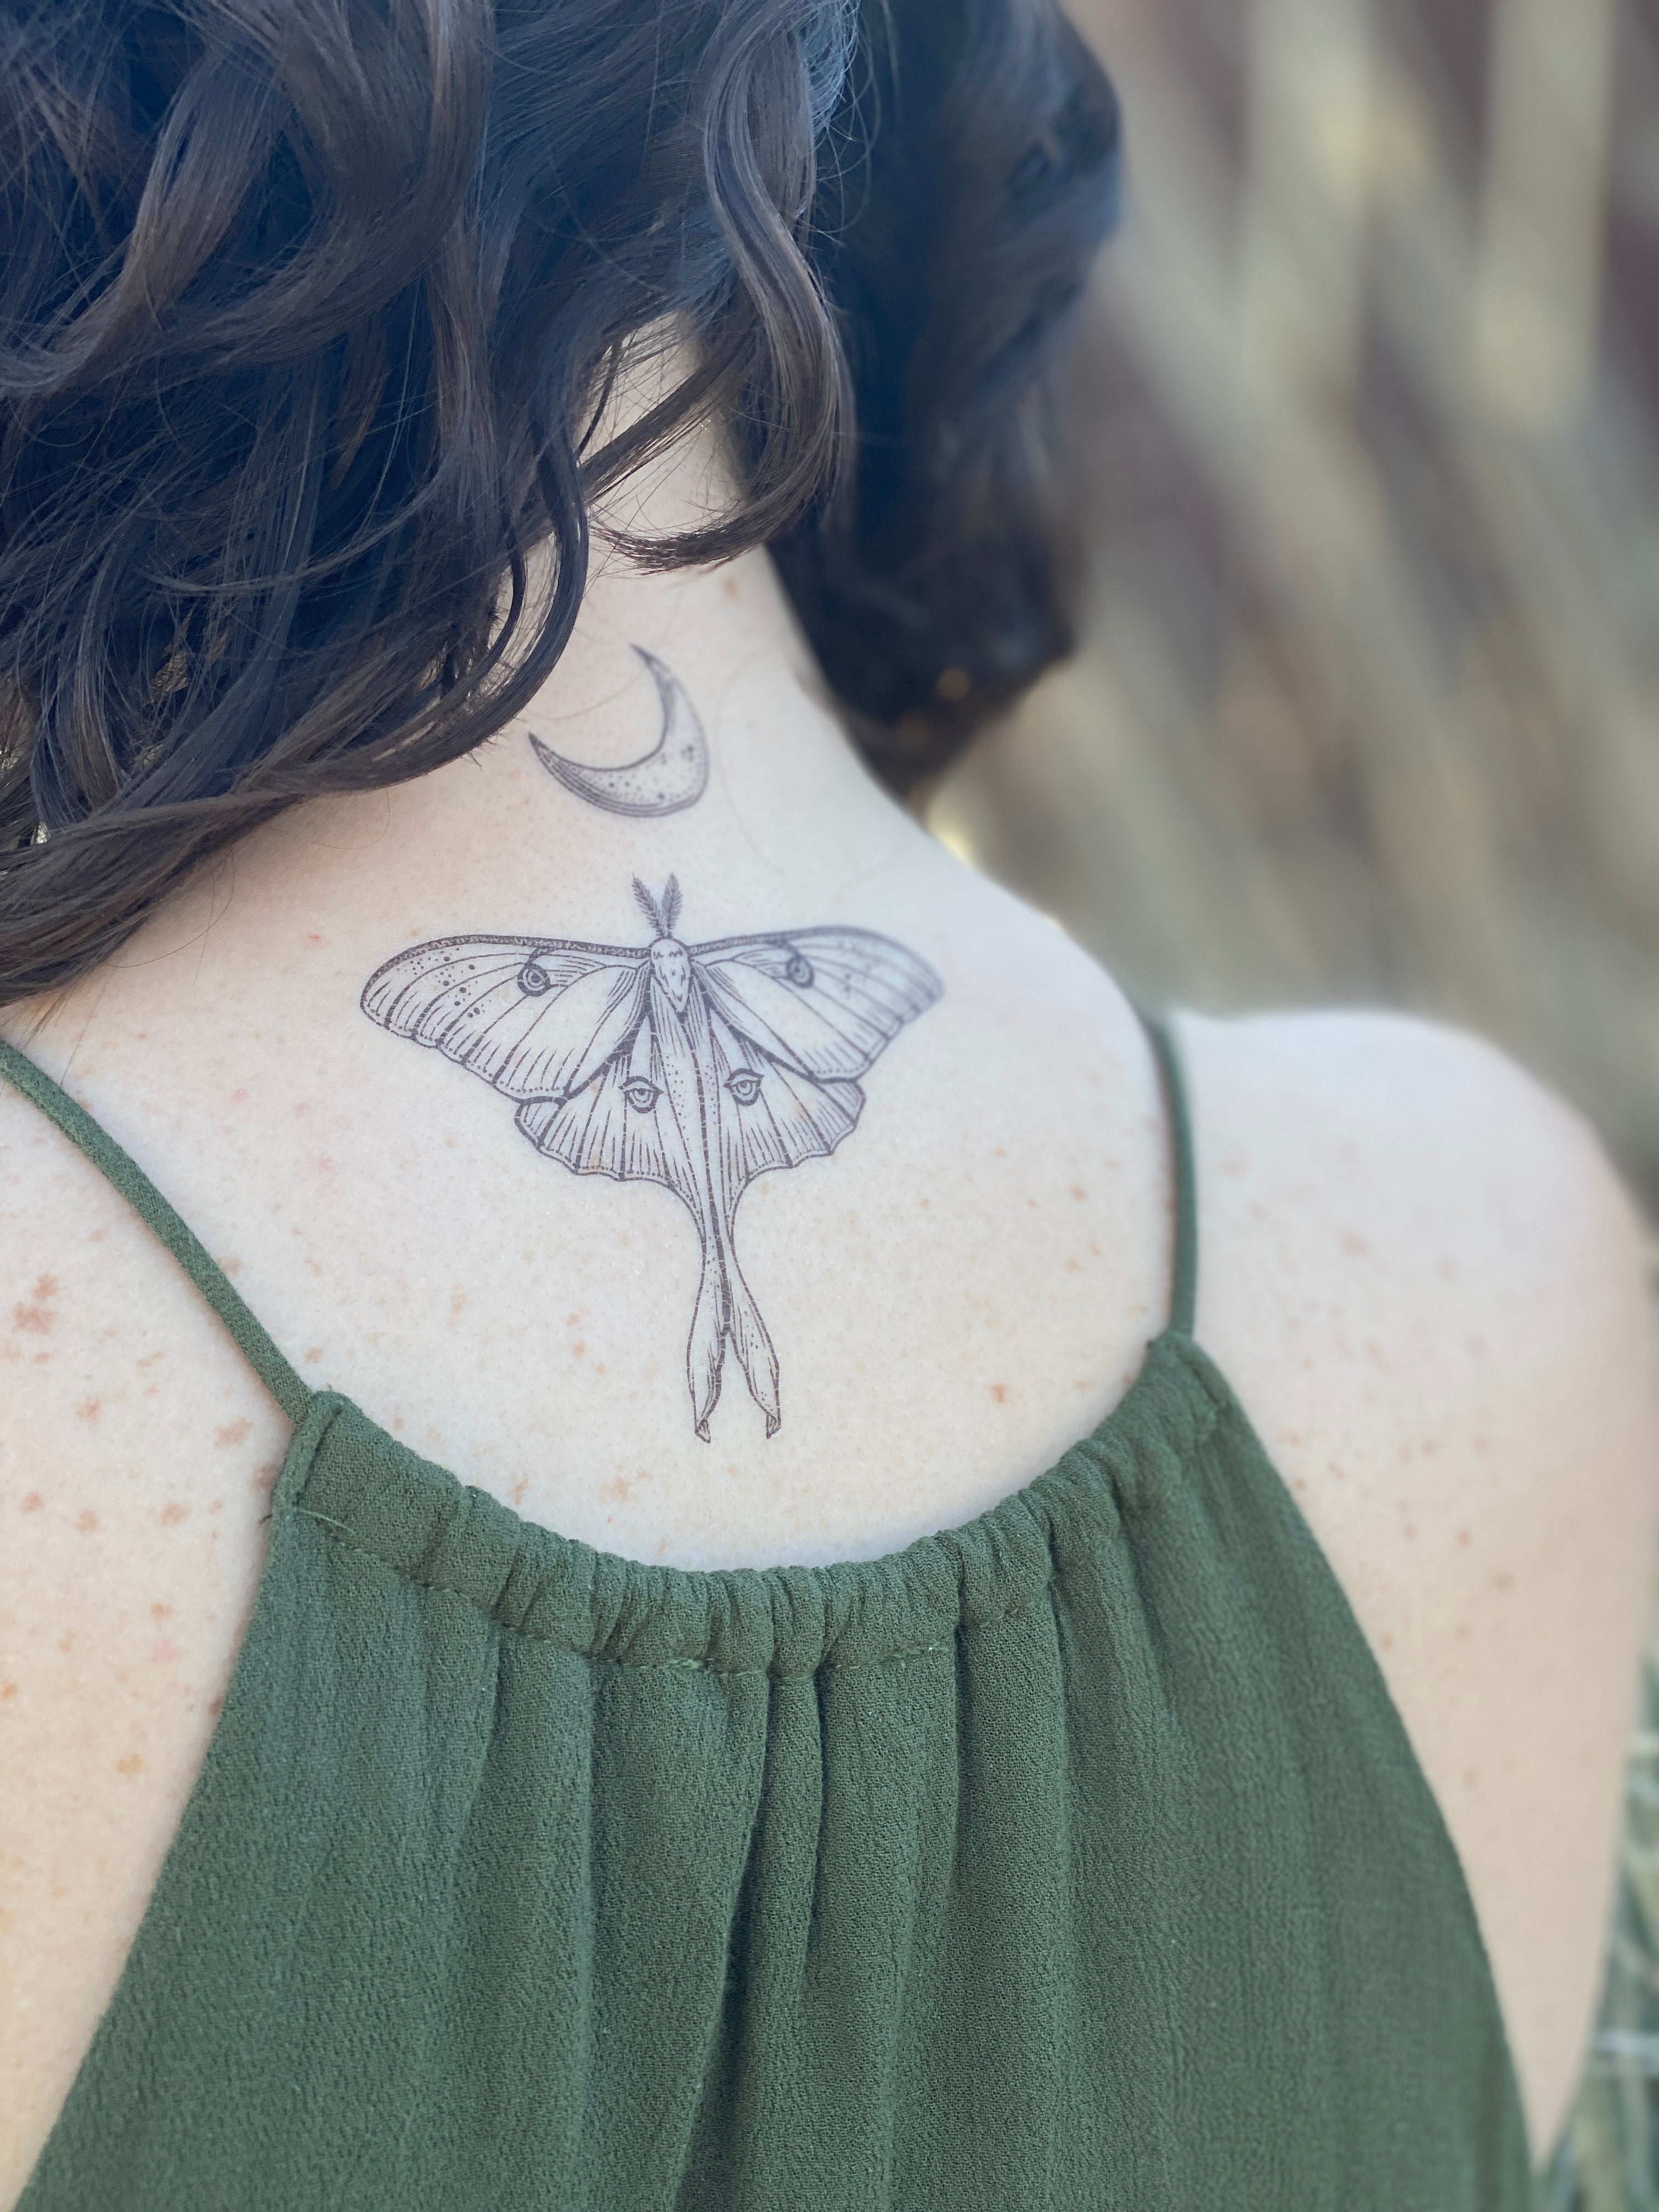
[1,568,1655,2198]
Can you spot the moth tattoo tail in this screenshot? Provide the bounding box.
[689,1244,781,1442]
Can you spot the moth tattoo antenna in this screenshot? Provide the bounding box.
[361,884,942,1438]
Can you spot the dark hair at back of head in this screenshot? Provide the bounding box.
[0,0,1120,1001]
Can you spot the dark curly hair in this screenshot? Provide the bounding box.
[0,0,1120,1000]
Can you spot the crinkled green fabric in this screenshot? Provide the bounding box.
[1,1032,1538,2211]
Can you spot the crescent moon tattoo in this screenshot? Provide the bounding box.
[361,878,942,1439]
[526,647,710,817]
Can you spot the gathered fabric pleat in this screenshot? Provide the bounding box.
[18,1336,1535,2212]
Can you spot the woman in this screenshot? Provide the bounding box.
[0,0,1652,2203]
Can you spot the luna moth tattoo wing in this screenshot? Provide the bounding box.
[361,879,941,1439]
[526,648,709,817]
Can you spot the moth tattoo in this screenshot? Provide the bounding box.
[361,880,941,1438]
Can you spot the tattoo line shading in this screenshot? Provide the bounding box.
[361,879,942,1438]
[526,647,709,816]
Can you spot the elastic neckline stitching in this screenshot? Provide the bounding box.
[288,1503,1053,1678]
[282,1338,1227,1674]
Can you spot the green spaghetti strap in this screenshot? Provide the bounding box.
[1139,1011,1199,1336]
[0,1037,311,1422]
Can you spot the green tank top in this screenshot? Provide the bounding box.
[1,1025,1538,2211]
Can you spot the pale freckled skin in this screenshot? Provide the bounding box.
[214,1418,251,1449]
[75,1510,99,1534]
[20,1493,43,1514]
[74,1398,100,1425]
[159,1502,189,1526]
[115,1755,143,1778]
[12,1278,57,1334]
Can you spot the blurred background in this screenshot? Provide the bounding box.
[923,0,1659,2199]
[933,0,1659,1198]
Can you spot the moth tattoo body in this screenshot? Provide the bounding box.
[361,881,941,1438]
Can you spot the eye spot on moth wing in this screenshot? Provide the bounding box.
[726,1071,762,1106]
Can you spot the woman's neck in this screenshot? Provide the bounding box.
[27,540,939,1051]
[9,382,938,1051]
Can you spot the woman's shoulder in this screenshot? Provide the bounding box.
[1180,1003,1654,1459]
[1178,1002,1658,2163]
